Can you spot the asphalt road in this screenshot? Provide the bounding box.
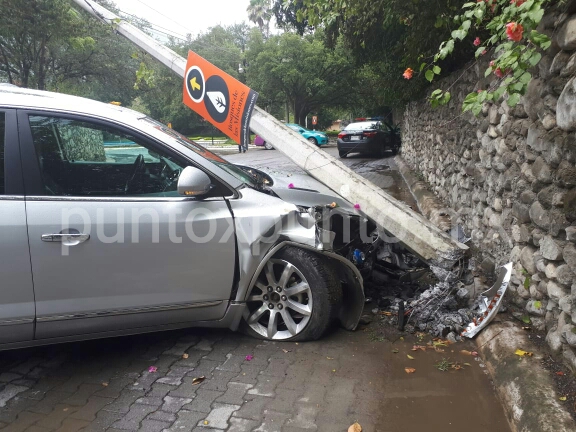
[0,144,509,432]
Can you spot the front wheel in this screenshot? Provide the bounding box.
[264,141,274,150]
[242,247,342,341]
[338,150,348,158]
[307,137,318,146]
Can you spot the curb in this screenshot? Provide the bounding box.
[395,156,451,231]
[476,321,574,432]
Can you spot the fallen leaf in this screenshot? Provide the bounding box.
[282,349,291,353]
[63,408,69,412]
[148,366,157,373]
[514,349,533,357]
[203,420,209,425]
[461,350,472,356]
[556,371,565,376]
[182,353,189,359]
[407,354,414,360]
[327,357,334,360]
[101,382,109,387]
[405,367,416,374]
[348,422,362,432]
[471,351,479,357]
[245,355,254,361]
[399,337,404,341]
[464,363,471,366]
[392,349,399,354]
[332,369,336,372]
[560,396,567,401]
[412,345,427,351]
[381,311,393,316]
[192,376,206,385]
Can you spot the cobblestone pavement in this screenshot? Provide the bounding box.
[0,325,509,432]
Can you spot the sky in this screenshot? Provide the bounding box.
[111,0,254,40]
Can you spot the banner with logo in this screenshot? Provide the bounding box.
[182,51,258,148]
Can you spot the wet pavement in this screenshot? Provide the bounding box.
[0,145,510,431]
[222,145,418,211]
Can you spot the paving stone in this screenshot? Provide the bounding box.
[181,389,223,413]
[62,383,103,406]
[68,396,113,421]
[231,395,269,421]
[0,384,29,408]
[201,370,239,392]
[0,373,23,383]
[163,340,200,357]
[102,389,145,414]
[216,382,253,405]
[94,376,134,399]
[135,396,164,407]
[285,404,319,430]
[161,395,193,413]
[147,383,177,398]
[29,391,74,414]
[54,418,90,432]
[260,358,292,377]
[228,417,260,431]
[81,409,124,432]
[186,359,220,378]
[0,411,45,432]
[110,403,157,430]
[167,377,202,399]
[0,394,41,423]
[140,419,172,432]
[164,410,205,432]
[253,410,291,432]
[157,367,192,386]
[266,388,301,413]
[35,404,79,430]
[215,354,244,373]
[232,365,262,385]
[246,375,283,397]
[146,410,177,423]
[198,403,240,429]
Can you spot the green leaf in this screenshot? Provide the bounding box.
[475,46,486,58]
[528,53,542,66]
[430,89,443,97]
[519,72,532,84]
[472,104,483,116]
[485,67,493,78]
[462,20,471,31]
[534,301,542,309]
[442,92,451,104]
[508,93,521,107]
[420,62,427,72]
[425,70,434,82]
[474,8,484,20]
[521,315,531,324]
[512,82,524,92]
[462,2,476,7]
[433,65,441,75]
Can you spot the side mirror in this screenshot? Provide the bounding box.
[177,166,212,197]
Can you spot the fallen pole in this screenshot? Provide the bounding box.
[72,0,468,268]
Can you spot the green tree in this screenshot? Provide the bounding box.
[246,30,357,125]
[247,0,273,37]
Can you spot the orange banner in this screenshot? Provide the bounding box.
[182,51,258,147]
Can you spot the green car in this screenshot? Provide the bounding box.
[286,123,329,146]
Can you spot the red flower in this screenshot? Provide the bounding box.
[473,37,481,46]
[489,60,495,68]
[494,68,504,78]
[403,68,414,80]
[510,0,526,6]
[506,22,524,42]
[482,49,487,56]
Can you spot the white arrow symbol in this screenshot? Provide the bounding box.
[207,91,227,113]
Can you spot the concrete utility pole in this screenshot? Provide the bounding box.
[72,0,467,268]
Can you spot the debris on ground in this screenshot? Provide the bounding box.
[348,422,362,432]
[354,225,510,340]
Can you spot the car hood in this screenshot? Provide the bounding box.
[267,172,354,211]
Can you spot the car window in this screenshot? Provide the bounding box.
[0,112,4,194]
[344,122,379,131]
[288,125,300,132]
[29,115,187,197]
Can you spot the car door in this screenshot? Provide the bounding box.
[0,109,36,343]
[18,111,237,339]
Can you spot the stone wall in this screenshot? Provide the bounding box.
[401,5,576,368]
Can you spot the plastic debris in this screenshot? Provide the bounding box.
[514,349,533,357]
[148,366,157,373]
[348,422,362,432]
[288,183,294,189]
[405,368,416,374]
[192,376,206,385]
[245,355,254,361]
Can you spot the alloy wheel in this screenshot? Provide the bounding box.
[244,259,313,340]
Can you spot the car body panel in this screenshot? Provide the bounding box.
[337,121,397,156]
[286,124,328,145]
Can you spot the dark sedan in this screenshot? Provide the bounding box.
[337,121,400,158]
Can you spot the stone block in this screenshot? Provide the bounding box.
[540,235,564,260]
[520,245,538,274]
[558,77,576,131]
[557,15,576,50]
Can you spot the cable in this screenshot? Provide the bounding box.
[133,0,193,35]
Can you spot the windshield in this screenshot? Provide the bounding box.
[345,122,379,131]
[140,117,256,187]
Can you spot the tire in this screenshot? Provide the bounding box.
[264,141,274,150]
[338,150,347,158]
[241,247,342,341]
[308,137,318,146]
[375,145,386,158]
[391,144,399,155]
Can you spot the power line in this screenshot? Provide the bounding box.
[132,0,193,35]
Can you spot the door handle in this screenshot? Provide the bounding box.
[42,231,90,246]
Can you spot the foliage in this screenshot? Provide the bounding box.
[245,30,358,125]
[247,0,273,37]
[422,0,551,114]
[0,0,139,104]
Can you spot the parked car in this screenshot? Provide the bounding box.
[254,134,274,150]
[0,85,369,349]
[337,121,400,158]
[286,123,329,146]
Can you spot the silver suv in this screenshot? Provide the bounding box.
[0,86,367,350]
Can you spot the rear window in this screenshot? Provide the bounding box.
[344,122,379,131]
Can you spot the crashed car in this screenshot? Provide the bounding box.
[0,86,379,349]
